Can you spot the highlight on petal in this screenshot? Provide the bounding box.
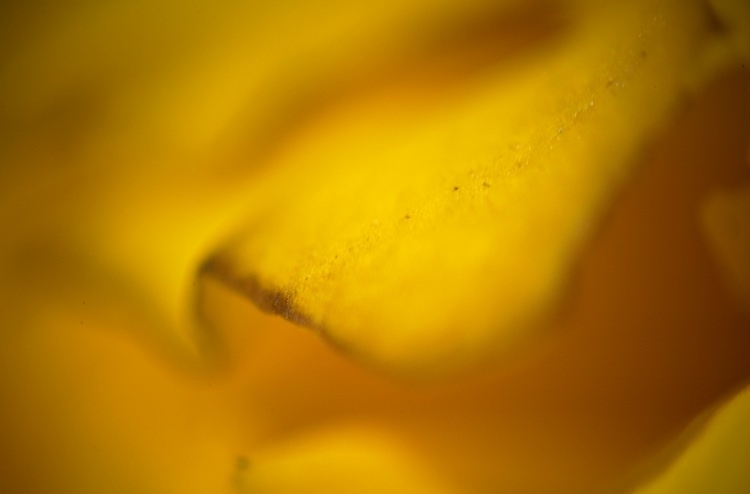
[234,425,453,494]
[625,385,750,494]
[0,0,560,363]
[203,0,746,376]
[702,185,750,314]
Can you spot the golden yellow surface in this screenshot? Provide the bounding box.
[1,0,749,493]
[627,386,750,494]
[204,0,744,376]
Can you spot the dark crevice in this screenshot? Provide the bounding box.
[200,256,315,329]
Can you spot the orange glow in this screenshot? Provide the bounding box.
[1,1,749,493]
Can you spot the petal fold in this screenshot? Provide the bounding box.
[626,385,750,494]
[204,0,746,376]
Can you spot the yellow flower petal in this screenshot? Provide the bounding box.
[234,426,454,494]
[702,185,750,314]
[626,385,750,494]
[203,0,743,376]
[0,288,239,494]
[0,0,559,360]
[2,1,749,492]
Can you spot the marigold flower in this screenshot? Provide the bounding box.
[0,0,748,493]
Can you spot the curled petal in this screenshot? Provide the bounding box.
[626,385,750,494]
[203,0,745,376]
[702,185,750,315]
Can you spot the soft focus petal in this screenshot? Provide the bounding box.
[195,67,750,488]
[702,185,750,314]
[2,0,749,492]
[0,278,240,494]
[625,385,750,494]
[1,0,545,359]
[203,0,745,376]
[234,426,453,494]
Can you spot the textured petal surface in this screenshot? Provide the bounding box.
[2,0,541,358]
[204,0,741,376]
[2,0,749,492]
